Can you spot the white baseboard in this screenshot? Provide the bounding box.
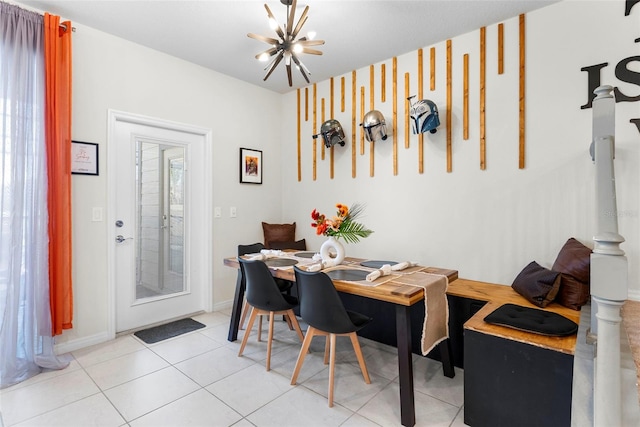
[628,289,640,302]
[213,299,233,312]
[54,331,114,355]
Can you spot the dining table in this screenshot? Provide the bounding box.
[224,251,458,427]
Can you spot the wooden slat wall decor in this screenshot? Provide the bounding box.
[352,70,357,177]
[330,77,335,179]
[381,63,386,102]
[498,23,505,75]
[305,87,309,121]
[418,48,424,174]
[404,73,410,149]
[321,98,326,160]
[463,53,469,140]
[370,65,375,177]
[446,39,452,173]
[480,27,487,170]
[312,83,317,180]
[393,57,398,175]
[430,47,436,91]
[341,76,345,112]
[297,88,301,181]
[519,14,526,169]
[360,86,365,155]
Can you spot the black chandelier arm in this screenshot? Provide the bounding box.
[291,54,310,83]
[263,51,285,81]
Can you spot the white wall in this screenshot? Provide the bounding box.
[12,0,634,352]
[54,22,284,349]
[280,1,639,298]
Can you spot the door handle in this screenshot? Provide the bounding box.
[115,235,133,243]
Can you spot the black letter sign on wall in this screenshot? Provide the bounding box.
[581,0,640,134]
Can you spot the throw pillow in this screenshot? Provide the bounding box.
[262,222,296,249]
[511,261,562,308]
[552,238,592,310]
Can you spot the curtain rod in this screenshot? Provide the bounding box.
[59,22,75,32]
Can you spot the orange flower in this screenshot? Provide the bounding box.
[336,203,348,217]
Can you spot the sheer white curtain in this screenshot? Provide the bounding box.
[0,2,69,389]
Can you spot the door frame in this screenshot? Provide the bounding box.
[106,109,213,337]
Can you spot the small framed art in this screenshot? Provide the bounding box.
[239,147,262,184]
[71,141,99,175]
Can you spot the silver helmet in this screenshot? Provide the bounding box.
[360,110,388,142]
[408,96,440,134]
[317,119,346,148]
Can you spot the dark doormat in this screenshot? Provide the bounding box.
[134,318,206,344]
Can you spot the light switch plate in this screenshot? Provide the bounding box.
[92,207,103,222]
[230,206,237,218]
[214,207,221,218]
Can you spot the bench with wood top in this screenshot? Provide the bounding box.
[446,278,581,427]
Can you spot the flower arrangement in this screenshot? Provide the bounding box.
[311,203,373,244]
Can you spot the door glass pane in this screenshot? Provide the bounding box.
[135,141,185,300]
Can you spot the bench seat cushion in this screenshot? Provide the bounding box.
[484,303,578,336]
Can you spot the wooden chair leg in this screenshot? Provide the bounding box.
[239,299,249,330]
[328,333,337,407]
[291,326,316,385]
[323,335,330,365]
[287,310,305,342]
[349,332,371,384]
[238,307,258,356]
[266,311,275,371]
[257,315,263,342]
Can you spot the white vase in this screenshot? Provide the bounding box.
[320,236,345,266]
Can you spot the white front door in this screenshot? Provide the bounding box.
[108,111,212,333]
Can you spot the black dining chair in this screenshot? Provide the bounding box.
[238,243,293,330]
[290,266,373,407]
[237,258,304,371]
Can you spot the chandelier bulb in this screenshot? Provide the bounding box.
[307,31,316,40]
[258,52,270,62]
[292,43,303,54]
[269,18,278,30]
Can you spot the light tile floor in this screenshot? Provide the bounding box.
[0,310,466,427]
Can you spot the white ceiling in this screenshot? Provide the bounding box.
[17,0,560,94]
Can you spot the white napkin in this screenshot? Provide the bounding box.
[312,253,322,261]
[247,249,285,261]
[391,261,416,271]
[306,262,324,272]
[366,264,392,282]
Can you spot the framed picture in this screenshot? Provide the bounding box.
[71,141,99,175]
[239,147,262,184]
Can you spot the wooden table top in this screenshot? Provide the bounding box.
[223,256,458,306]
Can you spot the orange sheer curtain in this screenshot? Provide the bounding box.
[44,13,73,335]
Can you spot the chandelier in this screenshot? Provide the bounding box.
[248,0,325,87]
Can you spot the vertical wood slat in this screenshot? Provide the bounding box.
[430,47,436,91]
[418,48,424,173]
[330,77,334,179]
[313,83,317,180]
[341,76,345,112]
[370,65,375,177]
[360,86,365,155]
[297,88,301,181]
[393,57,398,175]
[381,63,386,102]
[463,54,469,140]
[498,23,505,75]
[305,87,309,121]
[446,39,452,173]
[404,72,410,149]
[519,14,526,169]
[321,98,326,160]
[480,27,486,170]
[352,70,356,177]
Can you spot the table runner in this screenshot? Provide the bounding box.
[393,272,449,355]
